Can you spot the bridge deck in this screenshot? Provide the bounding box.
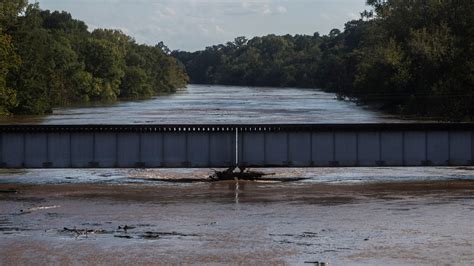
[0,124,473,168]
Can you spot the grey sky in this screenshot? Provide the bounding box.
[37,0,369,51]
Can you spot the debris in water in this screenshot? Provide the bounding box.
[151,231,198,237]
[304,261,327,266]
[114,235,132,239]
[20,205,61,214]
[135,167,307,183]
[118,225,135,233]
[0,189,17,194]
[141,231,160,239]
[197,222,217,226]
[29,205,61,211]
[61,227,108,238]
[112,231,198,240]
[209,167,270,181]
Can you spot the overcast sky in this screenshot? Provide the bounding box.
[37,0,369,51]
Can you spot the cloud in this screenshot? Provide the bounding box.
[347,12,359,20]
[153,4,177,18]
[198,24,209,34]
[38,0,368,51]
[276,6,287,14]
[215,25,225,33]
[262,5,272,15]
[239,1,286,16]
[164,7,176,16]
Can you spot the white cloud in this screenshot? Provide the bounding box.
[276,6,287,14]
[347,12,359,20]
[38,0,368,51]
[262,5,272,15]
[239,1,286,16]
[164,7,176,16]
[215,25,225,33]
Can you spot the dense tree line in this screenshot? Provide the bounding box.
[0,1,187,115]
[174,0,474,120]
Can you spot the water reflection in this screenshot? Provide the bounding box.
[234,178,240,204]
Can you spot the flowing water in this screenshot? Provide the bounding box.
[0,85,473,265]
[0,84,403,124]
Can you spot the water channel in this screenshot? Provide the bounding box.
[0,85,473,265]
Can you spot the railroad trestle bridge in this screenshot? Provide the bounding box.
[0,124,473,168]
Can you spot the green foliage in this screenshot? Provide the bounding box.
[0,0,27,27]
[121,67,152,98]
[173,35,322,87]
[174,0,474,120]
[0,30,19,115]
[353,0,474,119]
[0,0,27,115]
[0,1,188,115]
[82,38,124,101]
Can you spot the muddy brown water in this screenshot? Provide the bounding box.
[0,179,473,265]
[0,85,472,265]
[0,84,406,125]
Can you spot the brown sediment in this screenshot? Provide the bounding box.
[0,180,473,265]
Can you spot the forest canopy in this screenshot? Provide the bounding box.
[1,0,473,120]
[173,0,474,121]
[0,1,188,115]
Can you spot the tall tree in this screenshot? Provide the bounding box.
[1,2,188,115]
[174,0,474,120]
[0,0,27,114]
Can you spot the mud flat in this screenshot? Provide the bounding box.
[0,179,473,265]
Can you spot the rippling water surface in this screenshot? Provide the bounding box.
[0,85,473,265]
[0,84,468,185]
[0,84,405,124]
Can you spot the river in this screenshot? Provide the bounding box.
[0,85,473,265]
[0,84,403,124]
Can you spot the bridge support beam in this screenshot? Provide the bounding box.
[0,124,472,168]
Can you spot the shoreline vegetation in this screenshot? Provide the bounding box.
[0,1,188,116]
[1,1,473,121]
[173,1,474,121]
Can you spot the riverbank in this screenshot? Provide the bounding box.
[1,179,473,265]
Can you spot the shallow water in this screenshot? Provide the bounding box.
[1,180,473,265]
[1,167,474,186]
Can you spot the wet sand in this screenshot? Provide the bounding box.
[1,179,473,265]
